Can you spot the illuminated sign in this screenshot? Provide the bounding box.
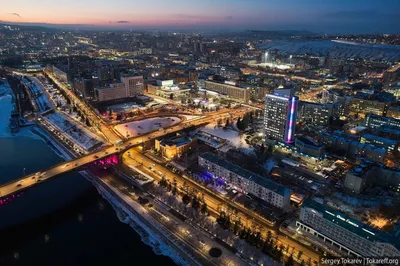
[362,228,375,235]
[224,81,236,86]
[286,97,296,142]
[336,215,346,221]
[346,219,359,227]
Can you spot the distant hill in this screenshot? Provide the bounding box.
[246,30,316,37]
[0,23,60,32]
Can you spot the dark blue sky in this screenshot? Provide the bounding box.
[2,0,400,33]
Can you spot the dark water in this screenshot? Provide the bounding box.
[0,136,175,266]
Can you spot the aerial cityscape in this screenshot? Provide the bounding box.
[1,1,400,266]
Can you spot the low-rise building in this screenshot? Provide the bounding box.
[295,137,325,158]
[198,153,291,209]
[296,199,400,258]
[155,134,197,160]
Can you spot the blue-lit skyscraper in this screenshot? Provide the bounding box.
[263,88,298,143]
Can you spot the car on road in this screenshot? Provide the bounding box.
[93,155,99,159]
[74,163,78,167]
[17,183,22,187]
[62,163,70,168]
[199,240,205,246]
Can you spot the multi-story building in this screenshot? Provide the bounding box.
[155,134,197,160]
[383,64,400,87]
[364,114,400,130]
[296,199,400,258]
[121,75,144,97]
[263,88,298,142]
[96,83,126,102]
[318,132,386,163]
[298,101,333,126]
[198,153,291,209]
[95,74,144,102]
[349,97,389,116]
[344,165,373,194]
[205,80,251,103]
[360,134,398,152]
[295,137,325,158]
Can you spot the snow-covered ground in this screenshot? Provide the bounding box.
[261,40,400,61]
[43,112,101,151]
[107,101,142,112]
[24,78,52,113]
[114,117,181,138]
[200,124,254,154]
[0,81,14,137]
[0,80,40,139]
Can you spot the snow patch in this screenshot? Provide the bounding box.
[114,117,181,138]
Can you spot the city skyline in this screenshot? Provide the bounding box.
[2,0,400,33]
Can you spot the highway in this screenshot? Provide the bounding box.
[123,149,321,265]
[0,108,243,198]
[44,70,122,143]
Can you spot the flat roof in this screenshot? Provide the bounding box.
[303,198,399,248]
[361,134,398,145]
[199,153,291,196]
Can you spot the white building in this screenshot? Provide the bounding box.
[95,75,144,102]
[296,199,400,258]
[198,153,291,209]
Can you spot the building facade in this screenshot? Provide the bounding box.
[95,75,144,102]
[198,153,291,209]
[155,135,197,160]
[263,89,298,142]
[205,80,250,103]
[296,199,400,258]
[364,114,400,130]
[298,101,333,126]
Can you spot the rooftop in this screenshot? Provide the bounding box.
[303,198,399,248]
[199,153,291,196]
[361,134,398,146]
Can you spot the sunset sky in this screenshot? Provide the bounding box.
[2,0,400,33]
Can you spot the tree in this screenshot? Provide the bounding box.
[225,118,230,128]
[242,113,250,129]
[286,255,295,266]
[200,202,208,214]
[297,250,303,261]
[191,195,200,210]
[237,117,243,130]
[170,93,174,100]
[85,118,91,127]
[182,194,191,205]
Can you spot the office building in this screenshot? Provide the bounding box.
[360,134,398,152]
[296,199,400,258]
[298,101,333,126]
[349,97,389,117]
[364,114,400,130]
[198,153,291,209]
[205,80,251,103]
[263,88,298,142]
[95,74,144,102]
